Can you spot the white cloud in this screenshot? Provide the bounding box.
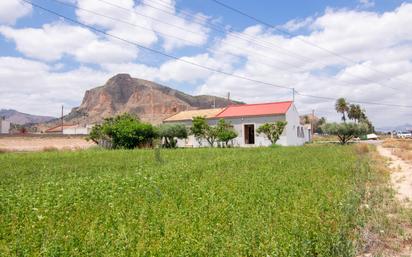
[358,0,375,9]
[158,54,228,83]
[194,4,412,126]
[1,2,412,127]
[0,57,110,116]
[75,0,209,51]
[0,0,32,25]
[0,22,138,64]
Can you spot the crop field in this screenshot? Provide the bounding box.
[0,146,373,256]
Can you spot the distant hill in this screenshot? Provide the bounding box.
[0,109,55,125]
[64,73,242,125]
[376,123,412,132]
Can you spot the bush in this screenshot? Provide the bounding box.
[256,121,287,145]
[157,124,188,148]
[87,114,156,149]
[216,119,238,147]
[190,116,218,147]
[321,122,369,145]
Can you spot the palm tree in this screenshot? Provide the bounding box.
[348,104,362,123]
[335,98,349,122]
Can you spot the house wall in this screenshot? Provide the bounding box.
[164,103,310,147]
[285,105,308,146]
[0,120,10,134]
[63,125,93,135]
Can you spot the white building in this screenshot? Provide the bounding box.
[63,125,94,135]
[163,101,311,147]
[0,117,10,134]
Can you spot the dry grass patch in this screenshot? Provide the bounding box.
[356,145,412,256]
[382,139,412,162]
[355,143,370,155]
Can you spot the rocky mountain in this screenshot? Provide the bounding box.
[65,74,242,125]
[0,109,55,125]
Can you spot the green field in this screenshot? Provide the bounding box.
[0,146,372,256]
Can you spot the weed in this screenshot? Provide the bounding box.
[0,146,385,256]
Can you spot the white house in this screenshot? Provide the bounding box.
[163,101,311,147]
[0,117,10,134]
[63,124,94,135]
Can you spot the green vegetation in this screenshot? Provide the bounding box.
[322,122,369,144]
[256,121,287,145]
[157,124,188,148]
[216,119,238,147]
[190,116,238,147]
[0,146,375,256]
[87,114,156,149]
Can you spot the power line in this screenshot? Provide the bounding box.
[21,0,291,92]
[209,0,412,88]
[20,0,412,109]
[135,0,406,92]
[296,91,412,108]
[94,0,402,91]
[52,0,310,73]
[50,0,381,91]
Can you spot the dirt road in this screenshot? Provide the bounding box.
[377,145,412,206]
[0,136,95,152]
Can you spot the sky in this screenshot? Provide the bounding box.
[0,0,411,128]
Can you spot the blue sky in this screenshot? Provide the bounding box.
[0,0,411,127]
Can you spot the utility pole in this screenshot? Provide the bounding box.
[311,109,315,136]
[61,105,64,133]
[227,92,230,106]
[292,88,295,102]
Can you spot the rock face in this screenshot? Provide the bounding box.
[0,109,55,125]
[66,74,241,124]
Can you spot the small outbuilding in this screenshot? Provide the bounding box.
[163,101,310,147]
[0,116,10,134]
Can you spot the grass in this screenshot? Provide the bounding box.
[0,146,380,256]
[382,139,412,162]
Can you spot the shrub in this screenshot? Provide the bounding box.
[257,121,287,145]
[87,114,156,149]
[189,116,219,147]
[157,124,188,148]
[190,116,208,146]
[216,119,237,147]
[321,122,369,145]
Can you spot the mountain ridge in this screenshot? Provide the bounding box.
[63,73,242,125]
[0,109,55,125]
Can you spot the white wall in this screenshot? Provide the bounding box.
[285,105,308,146]
[164,103,310,147]
[0,120,10,134]
[63,125,93,135]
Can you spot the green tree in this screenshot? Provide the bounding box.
[216,119,238,147]
[190,116,208,146]
[335,98,349,122]
[87,114,156,149]
[157,124,188,148]
[315,117,326,134]
[348,104,363,123]
[257,121,287,145]
[321,122,369,144]
[204,125,219,147]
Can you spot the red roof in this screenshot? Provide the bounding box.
[216,101,292,118]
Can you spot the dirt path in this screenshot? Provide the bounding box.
[0,137,95,152]
[376,144,412,257]
[377,145,412,206]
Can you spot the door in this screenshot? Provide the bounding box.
[244,124,255,144]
